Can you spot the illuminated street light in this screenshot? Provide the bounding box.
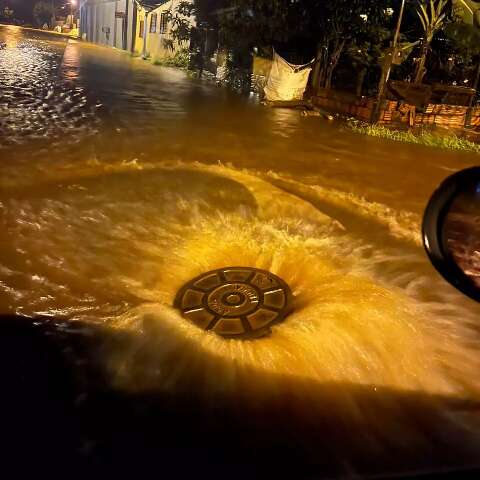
[68,0,77,28]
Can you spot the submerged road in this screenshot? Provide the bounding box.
[1,25,480,478]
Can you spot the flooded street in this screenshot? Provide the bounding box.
[2,25,480,477]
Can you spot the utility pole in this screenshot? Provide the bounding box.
[51,0,56,28]
[372,0,406,122]
[70,0,77,28]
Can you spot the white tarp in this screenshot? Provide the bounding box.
[264,52,313,102]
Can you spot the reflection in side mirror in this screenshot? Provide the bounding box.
[423,166,480,303]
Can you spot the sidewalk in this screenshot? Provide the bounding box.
[0,23,79,40]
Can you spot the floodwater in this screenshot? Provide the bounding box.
[2,25,480,477]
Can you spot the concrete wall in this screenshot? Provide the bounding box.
[79,0,135,51]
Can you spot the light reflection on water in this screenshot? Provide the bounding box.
[1,25,480,476]
[0,27,97,148]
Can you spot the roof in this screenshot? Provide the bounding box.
[135,0,170,12]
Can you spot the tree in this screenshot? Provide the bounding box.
[163,1,207,74]
[345,26,391,96]
[33,1,54,28]
[1,6,14,20]
[445,22,480,63]
[445,21,480,100]
[214,0,391,91]
[166,1,197,46]
[414,0,448,83]
[309,1,392,91]
[218,0,299,51]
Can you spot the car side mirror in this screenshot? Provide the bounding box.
[423,166,480,302]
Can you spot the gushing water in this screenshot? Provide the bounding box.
[2,25,480,476]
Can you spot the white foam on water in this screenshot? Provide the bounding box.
[2,161,480,473]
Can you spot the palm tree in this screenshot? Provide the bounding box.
[414,0,448,83]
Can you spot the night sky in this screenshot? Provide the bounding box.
[0,0,68,23]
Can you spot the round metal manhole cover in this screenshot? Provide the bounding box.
[174,267,294,339]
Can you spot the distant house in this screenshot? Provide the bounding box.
[79,0,136,51]
[133,0,195,61]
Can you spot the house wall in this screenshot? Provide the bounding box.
[79,0,135,51]
[134,0,195,60]
[251,55,272,94]
[452,0,480,27]
[133,6,145,55]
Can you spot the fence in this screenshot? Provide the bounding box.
[312,88,480,130]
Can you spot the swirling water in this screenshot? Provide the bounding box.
[1,24,480,476]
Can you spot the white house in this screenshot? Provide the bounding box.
[79,0,136,51]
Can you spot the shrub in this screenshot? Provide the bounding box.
[347,120,480,154]
[153,48,190,69]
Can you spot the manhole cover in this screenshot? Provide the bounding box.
[174,267,293,339]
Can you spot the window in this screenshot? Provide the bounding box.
[150,13,157,33]
[159,12,169,34]
[139,20,144,38]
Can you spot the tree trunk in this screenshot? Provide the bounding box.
[324,38,345,90]
[325,65,334,89]
[371,51,392,123]
[414,41,429,84]
[311,44,324,95]
[318,58,327,90]
[355,67,367,97]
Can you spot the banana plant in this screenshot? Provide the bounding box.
[414,0,448,83]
